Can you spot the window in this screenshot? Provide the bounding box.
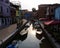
[46,7,49,15]
[5,0,9,3]
[51,9,54,12]
[44,11,46,14]
[0,0,3,1]
[7,8,8,12]
[0,6,3,13]
[0,6,1,12]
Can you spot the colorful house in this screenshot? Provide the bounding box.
[10,2,22,28]
[24,11,32,20]
[0,0,11,28]
[38,4,60,20]
[10,3,17,24]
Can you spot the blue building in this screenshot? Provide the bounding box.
[24,12,32,20]
[0,0,11,28]
[55,7,60,20]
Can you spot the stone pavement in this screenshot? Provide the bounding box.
[0,24,17,44]
[0,19,28,45]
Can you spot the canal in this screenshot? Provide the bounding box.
[7,23,53,48]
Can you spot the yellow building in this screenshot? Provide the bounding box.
[16,9,19,16]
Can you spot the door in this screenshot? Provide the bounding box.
[55,7,60,20]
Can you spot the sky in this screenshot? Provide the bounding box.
[10,0,60,11]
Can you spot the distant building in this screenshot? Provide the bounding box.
[24,11,32,20]
[10,3,19,24]
[11,3,22,28]
[0,0,11,28]
[10,3,16,17]
[38,4,50,18]
[20,10,28,18]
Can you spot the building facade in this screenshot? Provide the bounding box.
[10,2,22,28]
[0,0,11,28]
[24,11,32,20]
[38,4,60,19]
[38,4,48,18]
[10,3,17,24]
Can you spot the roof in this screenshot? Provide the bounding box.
[10,2,19,8]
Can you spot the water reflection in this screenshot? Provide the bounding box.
[18,26,29,41]
[36,33,44,40]
[14,25,51,48]
[16,24,45,48]
[15,27,28,41]
[36,29,43,40]
[19,32,28,41]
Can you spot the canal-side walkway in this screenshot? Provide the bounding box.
[0,19,28,47]
[0,24,17,45]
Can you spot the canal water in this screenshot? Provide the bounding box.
[14,24,52,48]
